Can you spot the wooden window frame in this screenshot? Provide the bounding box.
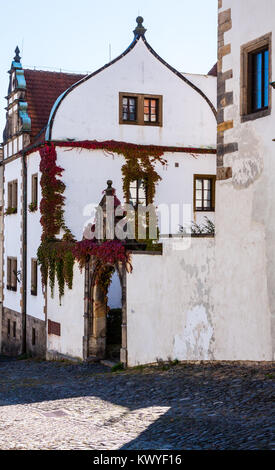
[7,257,17,291]
[31,258,38,296]
[119,92,163,126]
[240,33,272,122]
[194,175,216,212]
[121,96,138,123]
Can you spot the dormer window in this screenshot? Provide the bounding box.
[119,93,162,126]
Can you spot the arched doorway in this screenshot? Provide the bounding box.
[106,270,122,360]
[84,259,127,365]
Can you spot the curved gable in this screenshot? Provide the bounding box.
[48,19,217,148]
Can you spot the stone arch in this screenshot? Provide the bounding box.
[83,258,127,365]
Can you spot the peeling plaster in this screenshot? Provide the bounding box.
[231,127,264,189]
[173,305,213,360]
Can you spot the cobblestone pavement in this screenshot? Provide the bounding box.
[0,357,274,450]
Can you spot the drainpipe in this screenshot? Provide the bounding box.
[22,151,27,354]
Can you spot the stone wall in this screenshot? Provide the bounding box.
[26,314,46,358]
[1,307,22,356]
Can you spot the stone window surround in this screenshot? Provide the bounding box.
[240,32,272,122]
[119,92,163,126]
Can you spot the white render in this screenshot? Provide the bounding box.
[127,238,215,366]
[3,158,22,314]
[26,151,44,321]
[1,22,219,362]
[55,146,215,242]
[47,264,85,360]
[213,0,275,360]
[38,34,217,361]
[51,39,216,148]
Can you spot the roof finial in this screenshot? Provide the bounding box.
[105,180,114,196]
[133,16,147,38]
[14,46,21,62]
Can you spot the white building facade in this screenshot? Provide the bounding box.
[1,18,217,363]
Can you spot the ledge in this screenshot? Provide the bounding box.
[131,250,162,255]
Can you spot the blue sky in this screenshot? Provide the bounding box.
[0,0,217,137]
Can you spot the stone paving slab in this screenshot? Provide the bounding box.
[0,357,274,450]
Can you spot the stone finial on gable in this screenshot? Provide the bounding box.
[14,46,21,63]
[133,16,147,38]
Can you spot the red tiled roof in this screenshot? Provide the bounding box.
[24,69,86,142]
[208,63,217,77]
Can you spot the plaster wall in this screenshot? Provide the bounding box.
[26,151,44,321]
[127,238,215,366]
[214,0,274,360]
[56,147,216,241]
[47,264,85,359]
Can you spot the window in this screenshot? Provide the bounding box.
[31,258,37,296]
[7,180,18,213]
[119,93,162,126]
[194,175,216,212]
[48,320,61,336]
[122,96,137,122]
[13,322,16,338]
[7,257,17,291]
[129,179,147,208]
[31,174,38,209]
[7,319,10,337]
[32,328,36,346]
[241,33,272,121]
[144,98,158,123]
[250,48,269,112]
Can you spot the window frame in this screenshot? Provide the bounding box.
[193,175,216,212]
[121,96,138,123]
[119,92,163,126]
[240,33,272,122]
